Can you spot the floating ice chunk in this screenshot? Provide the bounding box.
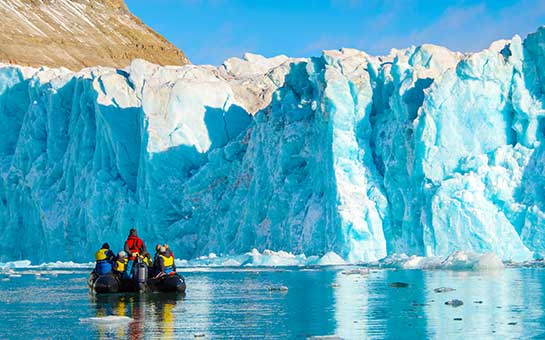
[445,299,464,307]
[442,252,504,270]
[341,268,369,276]
[0,260,93,270]
[472,252,505,270]
[221,259,242,267]
[243,249,307,267]
[377,251,505,270]
[80,316,133,324]
[434,287,456,293]
[267,285,288,292]
[316,252,346,266]
[0,260,31,270]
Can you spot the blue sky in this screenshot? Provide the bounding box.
[126,0,545,65]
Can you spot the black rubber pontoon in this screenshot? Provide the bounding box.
[148,274,186,293]
[91,274,120,293]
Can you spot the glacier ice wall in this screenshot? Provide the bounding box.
[2,28,545,263]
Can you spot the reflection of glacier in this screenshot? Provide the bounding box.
[333,271,369,338]
[333,269,545,338]
[2,28,545,262]
[422,270,537,338]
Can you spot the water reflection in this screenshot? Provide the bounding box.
[331,268,545,338]
[379,270,429,339]
[423,269,545,338]
[151,295,177,339]
[333,269,369,338]
[90,293,184,339]
[91,294,129,339]
[2,267,542,338]
[129,295,145,339]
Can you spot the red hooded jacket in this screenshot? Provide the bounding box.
[124,235,146,260]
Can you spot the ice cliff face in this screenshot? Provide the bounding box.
[2,28,545,263]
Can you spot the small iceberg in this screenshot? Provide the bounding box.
[268,285,288,292]
[445,299,464,307]
[80,316,133,324]
[315,252,346,266]
[376,251,505,270]
[434,287,456,293]
[341,268,369,276]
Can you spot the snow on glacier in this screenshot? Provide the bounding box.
[1,28,545,263]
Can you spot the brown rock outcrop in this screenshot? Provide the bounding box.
[0,0,189,70]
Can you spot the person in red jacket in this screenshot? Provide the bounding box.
[124,228,147,278]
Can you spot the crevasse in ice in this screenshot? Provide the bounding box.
[1,28,545,263]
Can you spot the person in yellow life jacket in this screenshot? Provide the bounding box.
[155,246,176,277]
[94,243,115,276]
[113,251,129,279]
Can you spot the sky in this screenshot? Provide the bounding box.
[125,0,545,65]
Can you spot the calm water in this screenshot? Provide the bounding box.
[1,266,545,339]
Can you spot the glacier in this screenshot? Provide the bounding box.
[1,28,545,264]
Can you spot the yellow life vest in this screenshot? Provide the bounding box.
[115,258,128,272]
[95,248,109,261]
[160,254,174,267]
[159,254,174,273]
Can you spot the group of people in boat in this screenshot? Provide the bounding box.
[93,228,177,281]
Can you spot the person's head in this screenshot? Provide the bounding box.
[159,246,166,254]
[155,244,161,252]
[101,243,109,249]
[129,228,137,236]
[118,251,127,258]
[143,251,150,258]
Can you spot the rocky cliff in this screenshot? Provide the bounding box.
[0,0,189,70]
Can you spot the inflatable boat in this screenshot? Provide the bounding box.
[88,266,186,294]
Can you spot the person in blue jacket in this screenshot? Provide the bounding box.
[94,243,115,275]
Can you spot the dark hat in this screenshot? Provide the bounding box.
[102,243,110,249]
